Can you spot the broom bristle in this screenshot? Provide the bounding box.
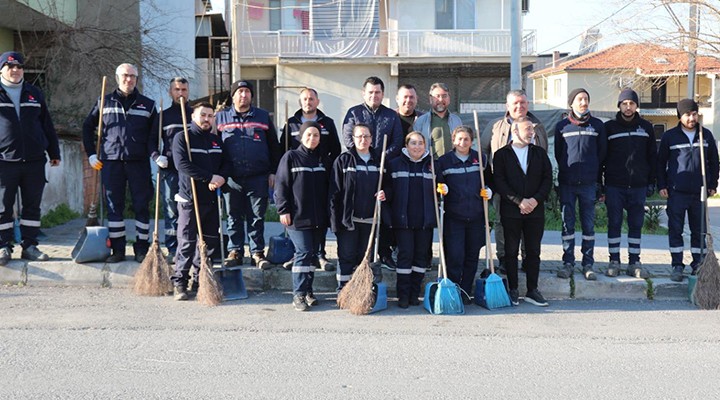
[433,278,464,314]
[484,273,511,309]
[132,241,173,296]
[693,235,720,310]
[337,258,375,315]
[196,242,224,306]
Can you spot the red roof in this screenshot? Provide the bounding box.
[529,43,720,78]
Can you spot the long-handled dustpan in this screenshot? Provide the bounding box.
[472,111,511,309]
[213,188,248,300]
[423,144,464,315]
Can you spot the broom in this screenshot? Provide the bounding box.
[692,118,720,309]
[474,110,511,309]
[86,76,107,227]
[133,100,173,296]
[427,142,464,314]
[337,135,388,315]
[180,98,223,306]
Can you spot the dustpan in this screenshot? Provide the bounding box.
[71,226,111,263]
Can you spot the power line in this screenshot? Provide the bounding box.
[537,0,638,54]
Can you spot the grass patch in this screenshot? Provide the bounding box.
[41,203,81,228]
[265,204,280,222]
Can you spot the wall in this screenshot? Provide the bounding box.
[476,0,509,29]
[41,138,85,215]
[27,0,77,25]
[0,27,13,51]
[394,0,434,30]
[567,72,620,113]
[275,64,396,148]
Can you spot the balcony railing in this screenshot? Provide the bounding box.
[237,29,536,59]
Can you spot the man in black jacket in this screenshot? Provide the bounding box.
[0,51,61,265]
[602,89,656,279]
[171,102,229,301]
[492,117,552,307]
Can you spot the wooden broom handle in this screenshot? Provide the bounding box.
[474,110,495,274]
[180,98,205,243]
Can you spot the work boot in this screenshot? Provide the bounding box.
[583,265,597,281]
[134,252,147,263]
[251,252,271,270]
[106,250,126,263]
[0,247,11,266]
[670,265,684,282]
[174,286,189,301]
[21,245,49,261]
[318,256,336,272]
[605,260,621,277]
[380,255,397,271]
[627,262,649,279]
[224,250,243,267]
[293,294,309,311]
[397,296,409,309]
[305,292,319,307]
[283,257,294,270]
[557,263,574,279]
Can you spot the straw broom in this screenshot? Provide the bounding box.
[86,76,107,227]
[180,98,223,306]
[692,118,720,309]
[474,111,511,309]
[133,100,173,296]
[337,135,388,315]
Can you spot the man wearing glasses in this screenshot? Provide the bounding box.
[0,51,61,266]
[153,77,192,264]
[412,82,463,159]
[82,63,158,263]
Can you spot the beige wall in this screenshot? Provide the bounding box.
[275,64,397,147]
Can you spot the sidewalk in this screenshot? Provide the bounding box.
[2,199,718,301]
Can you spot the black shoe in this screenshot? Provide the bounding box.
[0,247,10,266]
[524,289,549,307]
[134,252,147,263]
[398,296,409,309]
[21,245,49,261]
[318,256,336,272]
[583,265,597,281]
[106,251,126,263]
[670,265,684,282]
[479,268,491,279]
[293,294,309,311]
[380,255,397,271]
[224,250,243,267]
[409,297,420,306]
[461,291,472,305]
[187,280,199,297]
[509,289,520,306]
[174,286,189,301]
[305,293,319,307]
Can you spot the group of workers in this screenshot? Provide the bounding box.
[0,51,717,310]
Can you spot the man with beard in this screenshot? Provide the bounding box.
[602,89,656,279]
[658,99,718,282]
[413,82,463,158]
[395,84,421,134]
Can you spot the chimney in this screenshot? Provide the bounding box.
[552,51,560,68]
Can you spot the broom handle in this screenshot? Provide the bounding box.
[92,76,107,219]
[217,188,225,263]
[361,135,388,262]
[474,110,495,274]
[152,100,163,243]
[283,100,289,238]
[698,117,708,254]
[179,98,206,245]
[429,144,446,278]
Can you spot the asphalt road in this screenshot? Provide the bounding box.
[1,287,719,399]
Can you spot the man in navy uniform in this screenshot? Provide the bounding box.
[0,51,61,265]
[82,63,158,263]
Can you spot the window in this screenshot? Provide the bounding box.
[553,79,561,98]
[269,0,281,31]
[436,0,475,29]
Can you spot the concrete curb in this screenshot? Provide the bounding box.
[1,260,693,302]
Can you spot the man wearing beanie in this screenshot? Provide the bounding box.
[657,98,719,282]
[216,80,282,270]
[555,88,607,281]
[601,89,657,279]
[0,51,61,266]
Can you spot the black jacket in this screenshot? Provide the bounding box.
[172,122,230,204]
[329,147,381,232]
[0,81,60,162]
[153,102,192,172]
[382,150,436,229]
[274,145,330,230]
[603,112,657,188]
[492,143,552,219]
[436,150,491,222]
[279,109,341,164]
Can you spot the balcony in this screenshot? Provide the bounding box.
[237,29,536,59]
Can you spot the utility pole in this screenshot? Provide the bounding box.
[231,0,240,82]
[510,0,522,90]
[687,2,698,100]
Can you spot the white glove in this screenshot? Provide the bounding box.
[88,154,103,170]
[155,155,169,169]
[485,186,493,199]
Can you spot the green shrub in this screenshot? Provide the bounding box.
[41,204,81,228]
